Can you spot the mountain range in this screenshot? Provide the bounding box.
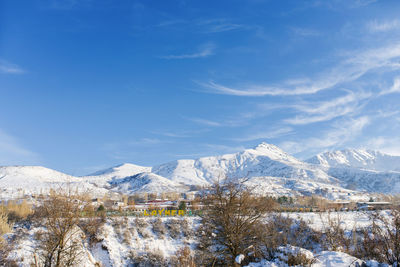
[1,142,400,200]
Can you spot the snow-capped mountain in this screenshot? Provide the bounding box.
[1,143,400,199]
[307,149,400,194]
[307,149,400,172]
[83,163,151,187]
[108,172,188,194]
[152,143,334,186]
[0,166,108,198]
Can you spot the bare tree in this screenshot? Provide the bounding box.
[33,189,89,267]
[197,180,273,266]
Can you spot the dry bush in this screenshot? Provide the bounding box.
[287,253,315,266]
[129,248,168,267]
[0,210,12,236]
[0,200,32,224]
[135,218,151,239]
[353,208,400,265]
[78,217,105,245]
[275,245,316,266]
[166,218,181,239]
[122,228,132,245]
[134,217,148,228]
[261,215,321,259]
[319,212,350,252]
[181,218,193,238]
[151,218,167,237]
[170,246,196,267]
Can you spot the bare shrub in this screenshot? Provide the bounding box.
[166,218,181,239]
[0,210,12,236]
[122,228,132,245]
[170,246,196,267]
[134,217,148,228]
[319,212,350,252]
[1,200,33,224]
[275,245,316,266]
[181,218,193,238]
[354,208,400,265]
[151,218,167,237]
[261,215,321,259]
[135,218,151,239]
[79,217,105,246]
[129,248,168,267]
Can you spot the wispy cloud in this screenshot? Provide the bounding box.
[41,0,92,10]
[284,91,371,125]
[197,19,244,33]
[187,117,223,127]
[128,138,162,146]
[280,116,370,155]
[0,129,39,165]
[364,136,400,156]
[0,60,25,74]
[291,27,320,37]
[200,42,400,96]
[160,43,215,59]
[380,77,400,95]
[231,127,293,142]
[367,19,400,32]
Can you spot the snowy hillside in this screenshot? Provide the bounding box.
[2,143,400,198]
[108,172,189,194]
[83,163,152,187]
[153,143,335,186]
[307,149,400,172]
[307,149,400,193]
[0,166,108,198]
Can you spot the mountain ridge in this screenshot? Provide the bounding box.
[1,143,400,199]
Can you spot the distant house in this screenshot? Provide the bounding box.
[327,201,352,211]
[356,201,391,210]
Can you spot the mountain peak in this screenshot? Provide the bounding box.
[307,149,400,172]
[253,142,280,151]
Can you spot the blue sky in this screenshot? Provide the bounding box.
[1,0,400,175]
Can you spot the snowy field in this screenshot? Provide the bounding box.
[4,211,393,267]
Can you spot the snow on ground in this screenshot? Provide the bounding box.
[4,212,392,266]
[282,210,391,232]
[6,217,198,267]
[245,250,365,267]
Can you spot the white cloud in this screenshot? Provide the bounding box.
[231,127,293,142]
[198,19,243,33]
[364,136,400,156]
[201,42,400,96]
[0,60,24,74]
[367,19,400,33]
[188,118,222,127]
[160,43,215,59]
[380,77,400,95]
[280,116,370,154]
[0,129,39,165]
[284,91,371,125]
[291,27,320,37]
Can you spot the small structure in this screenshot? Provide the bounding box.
[356,201,391,210]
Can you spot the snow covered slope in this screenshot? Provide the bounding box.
[307,149,400,193]
[108,172,188,194]
[0,166,108,198]
[153,143,335,186]
[2,143,400,199]
[83,163,151,187]
[307,149,400,172]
